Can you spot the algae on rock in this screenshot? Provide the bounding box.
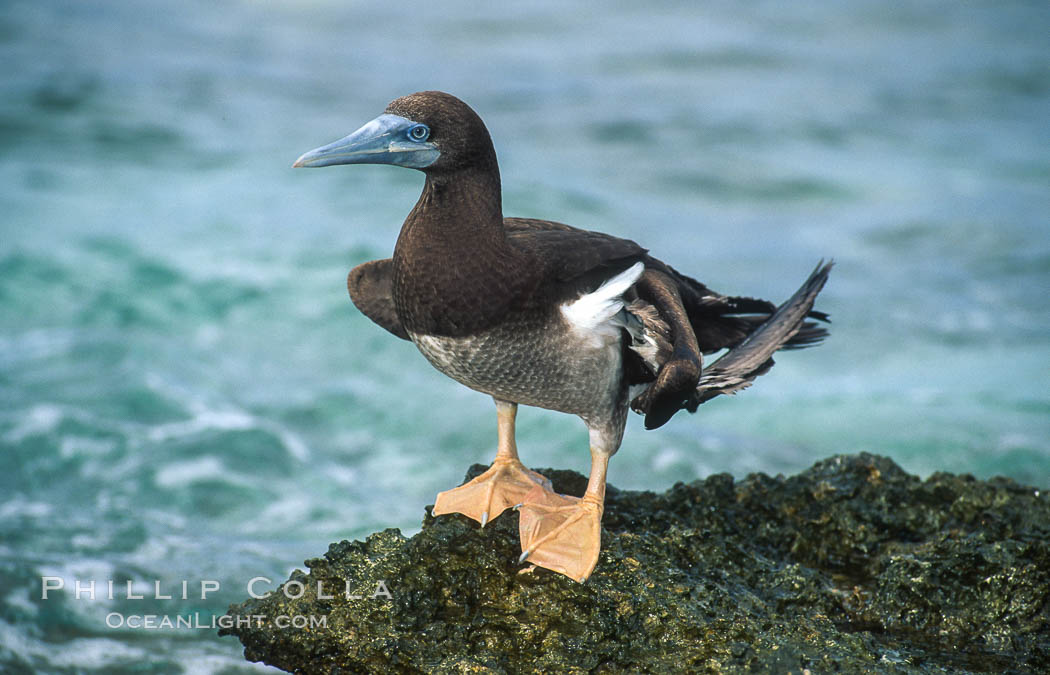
[221,453,1049,673]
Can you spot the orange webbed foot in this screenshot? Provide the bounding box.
[516,486,603,583]
[432,457,552,527]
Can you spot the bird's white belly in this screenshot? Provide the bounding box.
[409,325,625,420]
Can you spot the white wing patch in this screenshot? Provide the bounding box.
[560,262,645,344]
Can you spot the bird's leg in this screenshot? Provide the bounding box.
[432,399,552,527]
[516,441,610,583]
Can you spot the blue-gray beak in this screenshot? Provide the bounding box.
[292,114,439,169]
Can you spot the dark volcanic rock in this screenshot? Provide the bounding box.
[220,454,1049,673]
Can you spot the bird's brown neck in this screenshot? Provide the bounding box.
[392,166,533,337]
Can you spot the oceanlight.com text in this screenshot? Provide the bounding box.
[103,612,328,630]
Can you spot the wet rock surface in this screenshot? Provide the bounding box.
[220,454,1049,673]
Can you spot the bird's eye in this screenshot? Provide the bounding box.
[408,124,430,142]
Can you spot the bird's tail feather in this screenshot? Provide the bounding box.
[695,261,833,403]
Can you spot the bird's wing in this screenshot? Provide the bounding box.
[503,218,647,298]
[347,259,410,340]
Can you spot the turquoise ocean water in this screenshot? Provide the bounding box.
[2,1,1048,671]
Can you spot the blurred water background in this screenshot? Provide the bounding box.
[1,0,1048,671]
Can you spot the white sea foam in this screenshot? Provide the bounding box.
[0,497,54,520]
[3,404,63,443]
[255,495,314,528]
[148,411,255,443]
[59,435,118,459]
[0,329,75,367]
[651,447,684,473]
[154,456,231,488]
[45,637,149,668]
[171,653,276,675]
[37,559,119,590]
[324,463,359,487]
[148,410,310,462]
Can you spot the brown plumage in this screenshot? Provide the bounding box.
[298,91,831,582]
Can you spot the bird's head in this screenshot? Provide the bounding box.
[292,91,496,177]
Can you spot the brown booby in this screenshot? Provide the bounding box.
[294,91,831,583]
